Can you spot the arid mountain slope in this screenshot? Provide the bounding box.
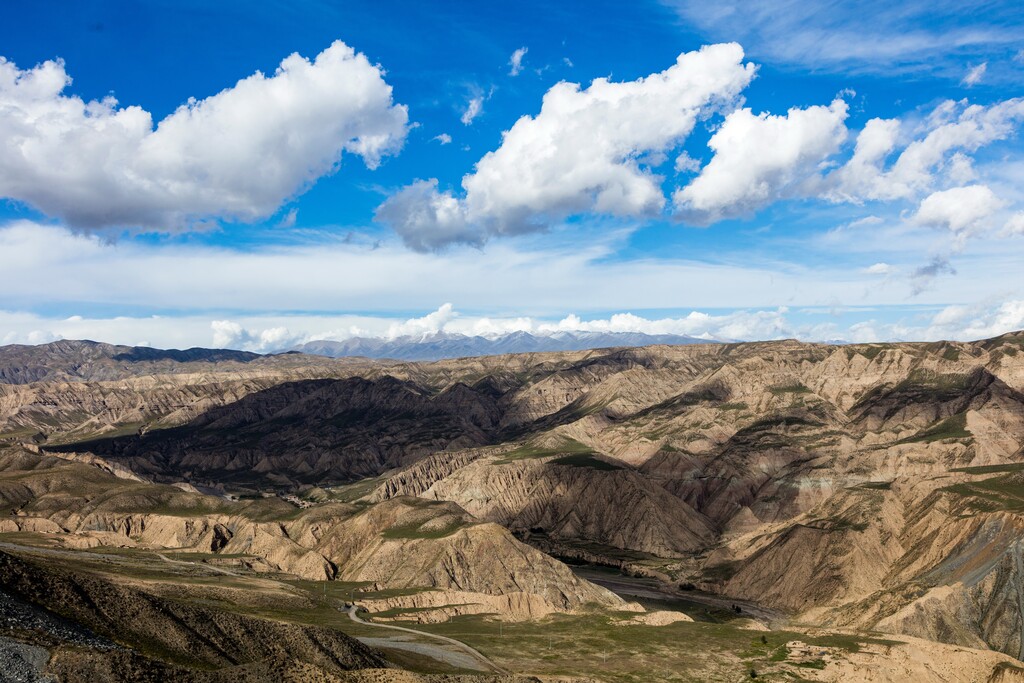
[0,548,386,673]
[0,447,628,621]
[354,333,1024,656]
[5,333,1024,663]
[0,366,381,447]
[58,376,505,487]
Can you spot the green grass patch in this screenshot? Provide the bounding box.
[550,453,623,471]
[323,476,387,503]
[899,412,971,444]
[895,369,972,392]
[856,481,893,490]
[0,428,40,441]
[796,659,827,669]
[405,612,902,683]
[491,437,594,464]
[942,472,1024,512]
[719,402,749,411]
[950,462,1024,475]
[769,384,811,395]
[852,369,977,416]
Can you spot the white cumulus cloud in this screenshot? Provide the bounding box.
[674,151,701,173]
[925,300,1024,340]
[377,43,755,250]
[0,42,409,232]
[1001,212,1024,237]
[385,302,457,339]
[863,262,895,275]
[913,185,1004,237]
[826,98,1024,202]
[674,98,849,221]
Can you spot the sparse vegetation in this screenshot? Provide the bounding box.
[942,472,1024,513]
[855,345,887,360]
[895,369,972,393]
[899,412,971,444]
[951,462,1024,475]
[491,437,594,464]
[550,452,623,470]
[796,659,827,669]
[769,383,812,395]
[3,332,1023,680]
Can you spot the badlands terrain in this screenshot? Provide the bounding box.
[2,335,1024,681]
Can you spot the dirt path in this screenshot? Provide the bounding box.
[356,635,488,673]
[2,541,508,674]
[152,551,507,674]
[154,552,240,577]
[345,604,508,675]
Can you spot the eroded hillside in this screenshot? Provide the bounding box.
[3,334,1024,681]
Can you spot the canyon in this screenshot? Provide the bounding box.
[2,334,1024,681]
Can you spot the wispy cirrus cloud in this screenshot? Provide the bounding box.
[962,62,988,86]
[509,46,528,76]
[662,0,1024,77]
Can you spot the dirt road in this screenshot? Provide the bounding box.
[346,604,508,675]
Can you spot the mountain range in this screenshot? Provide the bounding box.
[3,334,1024,682]
[290,329,719,361]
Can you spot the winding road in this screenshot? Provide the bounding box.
[1,541,509,675]
[345,604,508,675]
[156,551,510,674]
[154,552,241,577]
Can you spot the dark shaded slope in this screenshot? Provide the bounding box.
[110,347,260,364]
[0,550,385,677]
[57,376,505,488]
[851,367,1024,440]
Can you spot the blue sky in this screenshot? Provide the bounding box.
[1,0,1023,348]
